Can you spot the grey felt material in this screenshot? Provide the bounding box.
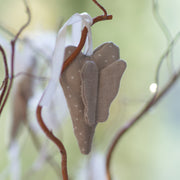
[60,42,126,154]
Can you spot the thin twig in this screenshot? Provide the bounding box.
[152,0,174,74]
[155,32,180,91]
[61,27,88,73]
[0,23,16,37]
[0,0,31,115]
[92,0,112,25]
[0,46,9,107]
[14,72,48,81]
[0,23,52,62]
[93,0,107,16]
[152,0,172,42]
[13,0,31,43]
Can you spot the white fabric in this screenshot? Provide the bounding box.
[9,142,21,180]
[40,13,93,106]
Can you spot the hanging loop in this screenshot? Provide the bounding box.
[39,13,93,107]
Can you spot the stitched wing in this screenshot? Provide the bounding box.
[96,59,126,122]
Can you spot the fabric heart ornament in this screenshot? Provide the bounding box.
[60,42,126,154]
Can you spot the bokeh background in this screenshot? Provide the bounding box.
[0,0,180,179]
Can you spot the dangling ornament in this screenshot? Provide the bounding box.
[60,43,126,154]
[39,10,126,154]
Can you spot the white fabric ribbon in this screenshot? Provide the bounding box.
[39,13,93,106]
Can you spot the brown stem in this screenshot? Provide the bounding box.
[36,106,68,180]
[61,0,112,73]
[106,68,180,180]
[92,15,113,25]
[93,0,108,16]
[0,0,31,115]
[92,0,112,24]
[61,27,88,73]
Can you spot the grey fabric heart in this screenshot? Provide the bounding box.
[60,42,126,154]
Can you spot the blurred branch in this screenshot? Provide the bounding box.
[106,31,180,180]
[0,0,31,115]
[152,0,174,75]
[155,33,180,93]
[0,46,9,107]
[13,0,31,42]
[0,23,16,37]
[152,0,172,42]
[0,24,52,62]
[14,72,48,81]
[25,125,60,177]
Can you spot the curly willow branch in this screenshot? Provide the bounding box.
[152,0,174,77]
[106,32,180,180]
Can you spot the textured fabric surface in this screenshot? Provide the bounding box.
[60,42,126,154]
[81,61,99,127]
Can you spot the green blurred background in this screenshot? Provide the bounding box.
[0,0,180,179]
